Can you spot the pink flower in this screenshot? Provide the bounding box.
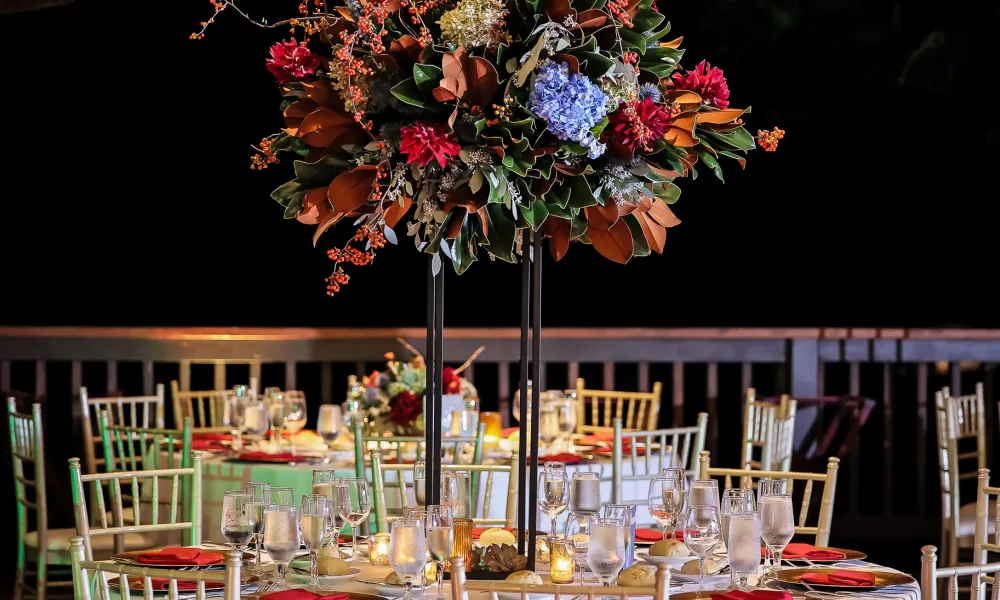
[604,98,672,157]
[399,122,461,168]
[265,40,324,84]
[671,60,730,109]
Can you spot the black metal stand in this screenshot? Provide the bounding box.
[516,232,543,570]
[426,256,444,506]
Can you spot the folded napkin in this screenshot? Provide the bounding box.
[136,547,224,566]
[712,590,792,600]
[235,452,299,462]
[193,432,232,442]
[383,458,416,465]
[635,529,666,542]
[770,543,846,561]
[145,578,224,591]
[262,590,350,600]
[501,427,520,438]
[798,570,876,587]
[191,440,228,451]
[534,453,582,465]
[575,435,600,446]
[593,431,615,443]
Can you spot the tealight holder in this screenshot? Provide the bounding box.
[368,533,391,566]
[549,540,575,584]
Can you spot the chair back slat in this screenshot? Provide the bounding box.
[170,380,233,429]
[610,414,708,503]
[80,385,165,474]
[8,398,48,589]
[741,388,797,472]
[575,378,663,433]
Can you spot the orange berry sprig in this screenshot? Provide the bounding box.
[757,127,785,152]
[607,0,634,28]
[324,226,387,295]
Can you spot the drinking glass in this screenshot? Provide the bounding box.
[263,504,301,589]
[268,394,288,450]
[389,518,427,600]
[441,472,468,517]
[300,494,333,590]
[424,505,454,599]
[727,511,762,591]
[689,479,720,510]
[221,490,253,553]
[225,388,248,451]
[243,401,269,450]
[413,461,427,506]
[312,470,343,548]
[720,489,756,549]
[270,487,295,506]
[555,400,577,452]
[246,482,270,567]
[284,394,308,438]
[539,468,569,541]
[337,477,372,561]
[587,517,625,590]
[317,405,343,462]
[648,478,683,540]
[565,516,589,584]
[683,505,721,593]
[760,495,794,574]
[757,479,783,568]
[570,472,601,515]
[538,407,560,447]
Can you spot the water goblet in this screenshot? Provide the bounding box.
[424,505,454,599]
[389,518,427,600]
[539,467,569,542]
[220,490,253,554]
[682,505,721,593]
[300,494,333,590]
[317,405,344,462]
[727,510,762,591]
[587,517,625,596]
[760,494,794,576]
[338,477,372,561]
[648,477,683,540]
[245,482,270,568]
[262,504,301,589]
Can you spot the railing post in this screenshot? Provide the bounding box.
[789,337,819,453]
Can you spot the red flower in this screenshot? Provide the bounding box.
[442,367,462,395]
[266,40,324,84]
[671,60,730,109]
[399,122,461,168]
[604,98,672,157]
[388,390,422,427]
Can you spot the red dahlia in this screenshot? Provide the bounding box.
[604,98,672,157]
[388,390,422,427]
[266,40,324,84]
[671,60,730,109]
[399,122,461,168]
[442,367,462,395]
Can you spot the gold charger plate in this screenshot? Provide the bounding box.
[783,548,867,563]
[774,567,915,590]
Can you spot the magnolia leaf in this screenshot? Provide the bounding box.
[647,198,681,228]
[327,166,377,217]
[312,212,345,247]
[293,156,351,188]
[635,211,666,253]
[413,63,444,93]
[699,152,724,182]
[391,78,437,109]
[566,175,598,208]
[296,188,332,225]
[624,214,651,257]
[296,107,366,150]
[384,195,413,228]
[483,203,517,262]
[541,215,571,260]
[588,218,633,264]
[651,181,681,205]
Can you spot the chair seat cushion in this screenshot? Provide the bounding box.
[25,528,161,565]
[958,502,997,537]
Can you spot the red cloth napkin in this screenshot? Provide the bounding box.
[768,543,846,561]
[501,427,520,438]
[595,445,645,455]
[190,440,228,451]
[534,453,582,465]
[593,431,615,443]
[635,529,665,542]
[235,452,300,462]
[799,571,876,587]
[145,578,224,591]
[193,432,232,442]
[712,591,792,600]
[136,548,224,566]
[262,591,350,600]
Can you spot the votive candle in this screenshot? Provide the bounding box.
[368,533,391,566]
[549,540,575,584]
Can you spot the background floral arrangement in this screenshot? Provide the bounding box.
[195,0,781,295]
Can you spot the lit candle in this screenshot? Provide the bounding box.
[549,540,575,584]
[424,559,436,582]
[480,412,502,448]
[368,533,391,566]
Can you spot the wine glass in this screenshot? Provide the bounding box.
[648,477,683,540]
[539,468,569,541]
[221,490,253,554]
[690,479,720,510]
[424,505,454,599]
[538,407,560,448]
[300,494,333,590]
[225,388,248,451]
[587,517,625,592]
[243,401,269,450]
[337,477,372,561]
[441,472,467,517]
[246,482,270,568]
[727,510,762,591]
[312,470,342,547]
[389,518,427,600]
[757,478,784,569]
[683,505,721,593]
[263,504,301,589]
[270,486,295,506]
[413,460,427,506]
[268,394,288,451]
[317,405,344,462]
[570,472,602,515]
[284,393,308,448]
[760,494,794,575]
[565,515,590,584]
[555,400,577,452]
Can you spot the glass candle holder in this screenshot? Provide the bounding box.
[535,537,550,563]
[368,533,391,566]
[480,412,502,448]
[424,557,437,582]
[549,540,576,584]
[451,518,474,571]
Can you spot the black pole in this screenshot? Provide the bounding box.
[517,230,530,556]
[526,233,543,571]
[432,266,444,504]
[425,256,441,506]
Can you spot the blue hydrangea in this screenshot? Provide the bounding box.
[529,61,609,159]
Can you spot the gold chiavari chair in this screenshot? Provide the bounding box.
[741,388,797,472]
[79,385,165,475]
[352,421,487,476]
[170,381,232,430]
[69,453,203,558]
[922,544,1000,600]
[610,414,707,503]
[372,450,520,532]
[574,378,663,434]
[698,450,839,547]
[973,468,1000,597]
[70,537,243,600]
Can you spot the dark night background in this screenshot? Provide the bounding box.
[1,0,998,328]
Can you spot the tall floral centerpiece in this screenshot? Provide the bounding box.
[193,0,781,293]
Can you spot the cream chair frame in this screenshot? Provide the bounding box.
[973,468,1000,597]
[741,388,797,472]
[698,450,839,547]
[610,414,707,503]
[574,378,663,434]
[922,544,1000,600]
[170,381,231,430]
[70,536,242,600]
[79,385,165,475]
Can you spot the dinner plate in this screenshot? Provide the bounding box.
[774,567,915,590]
[780,547,868,563]
[358,578,434,597]
[287,560,362,583]
[668,566,730,584]
[636,550,696,568]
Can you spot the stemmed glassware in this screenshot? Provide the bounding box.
[760,494,794,575]
[587,517,625,595]
[689,480,720,510]
[565,517,590,584]
[555,400,577,452]
[270,487,295,506]
[648,477,683,540]
[300,494,333,590]
[441,472,467,517]
[225,386,249,451]
[262,504,301,589]
[246,482,270,568]
[389,518,427,600]
[413,461,426,506]
[720,489,755,588]
[682,505,721,594]
[539,465,569,541]
[312,470,342,549]
[220,490,254,554]
[268,394,288,451]
[757,479,784,569]
[317,405,344,462]
[284,394,308,453]
[424,505,454,599]
[243,400,269,451]
[337,477,372,561]
[726,510,762,591]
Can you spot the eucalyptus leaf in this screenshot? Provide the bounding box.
[432,253,442,276]
[383,226,398,245]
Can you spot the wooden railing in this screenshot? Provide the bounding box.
[1,326,998,541]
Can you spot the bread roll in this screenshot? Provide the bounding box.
[649,539,691,558]
[317,549,351,576]
[478,528,516,547]
[681,558,721,575]
[505,570,543,585]
[385,571,404,585]
[617,564,656,587]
